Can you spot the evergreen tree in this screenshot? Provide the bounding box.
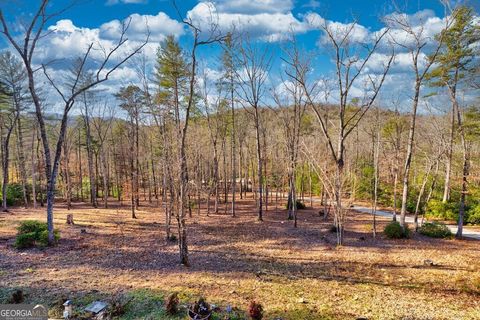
[155,35,189,117]
[426,5,480,237]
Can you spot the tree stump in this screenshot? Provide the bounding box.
[66,214,75,225]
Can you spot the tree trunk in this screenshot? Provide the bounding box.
[442,109,455,203]
[2,125,15,212]
[222,136,228,213]
[130,155,136,219]
[400,82,421,229]
[309,164,313,208]
[230,85,236,217]
[414,163,433,231]
[16,118,28,208]
[213,141,219,214]
[254,108,263,221]
[31,128,37,209]
[457,138,468,239]
[101,147,109,208]
[239,141,243,200]
[334,160,344,245]
[63,142,72,210]
[77,130,84,202]
[453,96,468,239]
[392,166,398,222]
[84,110,97,208]
[372,120,381,238]
[129,119,137,219]
[177,142,189,266]
[292,175,297,228]
[135,116,140,208]
[287,174,294,220]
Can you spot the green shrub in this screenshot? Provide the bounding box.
[419,222,452,238]
[0,183,25,206]
[286,199,306,210]
[15,220,59,249]
[38,229,60,247]
[17,220,47,235]
[467,204,480,224]
[405,198,418,214]
[356,163,375,200]
[425,199,459,221]
[14,232,37,249]
[384,221,410,239]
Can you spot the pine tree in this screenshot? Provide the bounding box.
[426,5,480,237]
[155,35,191,265]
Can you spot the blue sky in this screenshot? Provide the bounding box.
[1,0,478,112]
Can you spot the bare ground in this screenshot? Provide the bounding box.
[0,195,479,319]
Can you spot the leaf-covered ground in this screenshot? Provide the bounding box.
[0,196,479,319]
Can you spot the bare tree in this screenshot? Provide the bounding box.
[0,0,148,242]
[381,104,408,221]
[221,33,238,218]
[289,18,393,245]
[167,1,226,265]
[91,102,115,209]
[273,39,308,227]
[0,51,27,211]
[385,7,450,230]
[201,70,227,215]
[234,38,272,221]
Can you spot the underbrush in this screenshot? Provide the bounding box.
[418,222,452,239]
[425,200,461,222]
[1,183,26,206]
[14,220,59,249]
[384,221,410,239]
[425,199,480,224]
[466,204,480,224]
[286,199,306,210]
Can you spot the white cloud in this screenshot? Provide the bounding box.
[382,9,447,50]
[204,67,223,82]
[100,12,184,42]
[187,1,309,42]
[107,65,139,83]
[36,11,183,64]
[303,12,325,28]
[304,12,372,46]
[212,0,294,14]
[323,21,371,44]
[360,52,428,74]
[28,11,182,110]
[384,9,437,28]
[302,0,321,9]
[42,20,103,61]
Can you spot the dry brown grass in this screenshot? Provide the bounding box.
[0,195,479,319]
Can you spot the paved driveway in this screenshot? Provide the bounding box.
[352,205,480,240]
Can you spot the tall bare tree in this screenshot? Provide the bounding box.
[234,39,272,221]
[273,40,308,227]
[386,7,450,230]
[0,0,148,242]
[290,19,393,244]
